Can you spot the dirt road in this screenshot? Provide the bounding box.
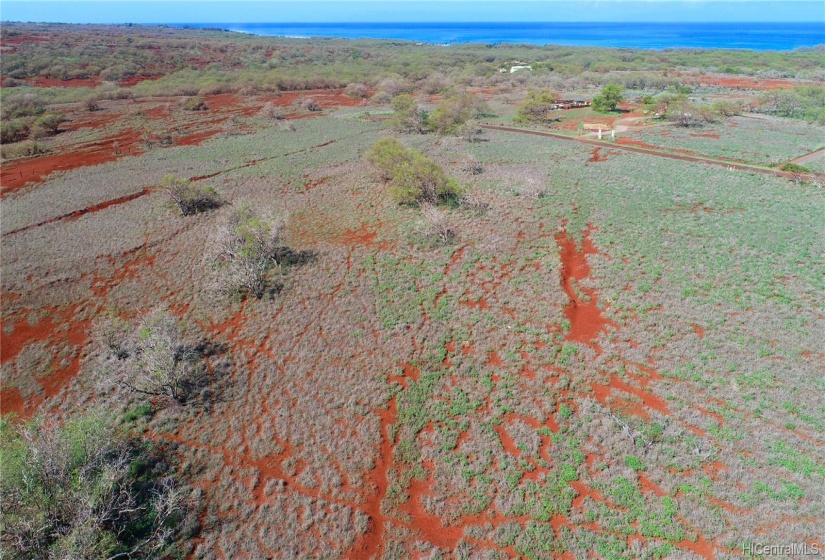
[480,124,822,181]
[790,148,825,166]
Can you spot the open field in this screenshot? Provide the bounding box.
[2,23,824,560]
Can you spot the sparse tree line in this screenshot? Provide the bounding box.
[388,90,491,137]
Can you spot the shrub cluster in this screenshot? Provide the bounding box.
[210,206,288,299]
[96,310,206,404]
[162,175,222,216]
[366,138,462,205]
[0,413,188,559]
[514,89,560,123]
[390,91,488,135]
[758,86,825,124]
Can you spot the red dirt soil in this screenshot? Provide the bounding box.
[698,76,797,90]
[345,397,396,559]
[1,305,90,417]
[118,74,161,87]
[1,128,143,196]
[555,225,617,352]
[23,76,102,88]
[1,90,365,197]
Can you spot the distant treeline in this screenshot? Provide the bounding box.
[2,22,823,96]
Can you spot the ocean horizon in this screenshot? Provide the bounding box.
[171,22,825,50]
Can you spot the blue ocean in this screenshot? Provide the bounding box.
[174,22,825,50]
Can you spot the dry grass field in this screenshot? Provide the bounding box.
[1,24,824,560]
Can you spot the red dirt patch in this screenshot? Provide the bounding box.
[555,225,618,353]
[0,388,25,416]
[690,131,721,139]
[340,224,387,249]
[486,351,503,367]
[174,129,222,147]
[461,296,490,310]
[588,147,607,163]
[1,305,91,417]
[0,129,143,196]
[346,397,396,559]
[23,76,102,88]
[118,74,161,87]
[698,76,797,91]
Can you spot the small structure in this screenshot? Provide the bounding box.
[510,65,532,73]
[548,100,592,110]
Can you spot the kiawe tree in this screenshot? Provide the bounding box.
[514,89,560,123]
[592,83,625,113]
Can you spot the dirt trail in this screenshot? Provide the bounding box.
[481,125,822,181]
[555,225,618,353]
[3,188,150,236]
[790,148,825,165]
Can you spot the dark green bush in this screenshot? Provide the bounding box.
[162,175,222,216]
[366,138,461,205]
[592,83,624,113]
[514,89,559,123]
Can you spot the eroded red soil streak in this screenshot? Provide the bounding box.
[494,423,522,456]
[690,132,721,139]
[698,76,798,90]
[118,74,161,87]
[174,129,223,146]
[555,226,617,352]
[23,76,102,87]
[461,296,490,310]
[675,534,716,559]
[638,473,666,497]
[1,129,142,196]
[1,305,90,417]
[591,375,669,420]
[4,188,150,236]
[588,147,608,162]
[346,398,396,560]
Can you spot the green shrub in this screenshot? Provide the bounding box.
[366,138,461,205]
[0,93,44,120]
[182,96,208,111]
[0,413,187,559]
[389,93,428,133]
[514,89,559,123]
[779,162,810,173]
[97,309,205,404]
[0,139,49,159]
[211,205,288,299]
[162,175,222,216]
[592,83,624,113]
[365,137,411,180]
[34,111,66,133]
[625,455,646,471]
[0,117,32,144]
[428,92,488,135]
